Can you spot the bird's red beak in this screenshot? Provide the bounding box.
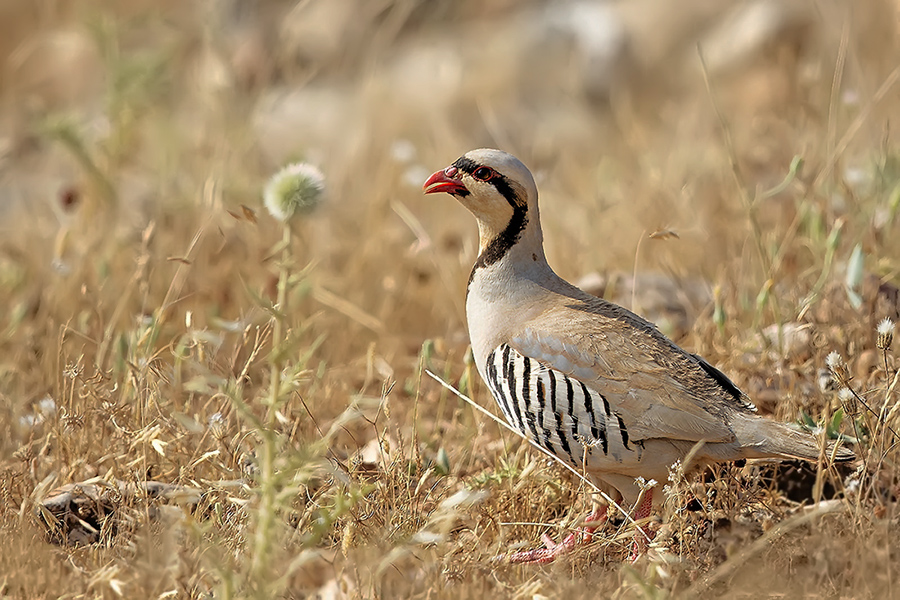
[423,166,467,195]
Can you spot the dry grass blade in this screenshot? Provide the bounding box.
[683,500,848,599]
[311,285,385,333]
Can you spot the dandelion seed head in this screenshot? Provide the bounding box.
[877,318,894,336]
[263,162,326,222]
[825,351,843,369]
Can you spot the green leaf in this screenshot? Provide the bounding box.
[434,447,451,476]
[798,410,817,430]
[828,408,845,436]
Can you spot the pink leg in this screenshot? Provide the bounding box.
[628,488,656,562]
[500,505,609,564]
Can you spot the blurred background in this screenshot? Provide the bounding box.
[2,1,899,277]
[1,0,898,341]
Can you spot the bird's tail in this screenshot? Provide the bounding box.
[734,416,855,463]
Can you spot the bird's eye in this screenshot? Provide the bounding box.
[472,166,494,181]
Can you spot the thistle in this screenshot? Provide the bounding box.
[252,160,326,593]
[263,162,325,222]
[825,350,852,389]
[837,386,858,417]
[876,317,894,352]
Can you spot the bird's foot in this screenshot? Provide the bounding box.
[627,489,655,562]
[503,530,589,564]
[627,527,656,562]
[497,507,608,564]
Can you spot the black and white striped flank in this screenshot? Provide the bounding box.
[483,344,635,467]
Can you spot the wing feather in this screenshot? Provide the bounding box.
[509,297,750,443]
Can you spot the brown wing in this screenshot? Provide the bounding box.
[509,295,754,443]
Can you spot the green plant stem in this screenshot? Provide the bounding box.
[269,224,292,423]
[251,223,292,592]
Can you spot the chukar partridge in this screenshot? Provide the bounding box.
[423,148,854,563]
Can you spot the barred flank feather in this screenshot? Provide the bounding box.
[485,345,636,466]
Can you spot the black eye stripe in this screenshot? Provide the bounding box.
[452,156,480,174]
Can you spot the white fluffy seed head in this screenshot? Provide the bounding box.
[877,317,894,350]
[837,387,858,415]
[826,350,851,387]
[263,162,326,222]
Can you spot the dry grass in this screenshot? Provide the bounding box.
[2,1,900,598]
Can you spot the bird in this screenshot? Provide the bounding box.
[422,148,855,563]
